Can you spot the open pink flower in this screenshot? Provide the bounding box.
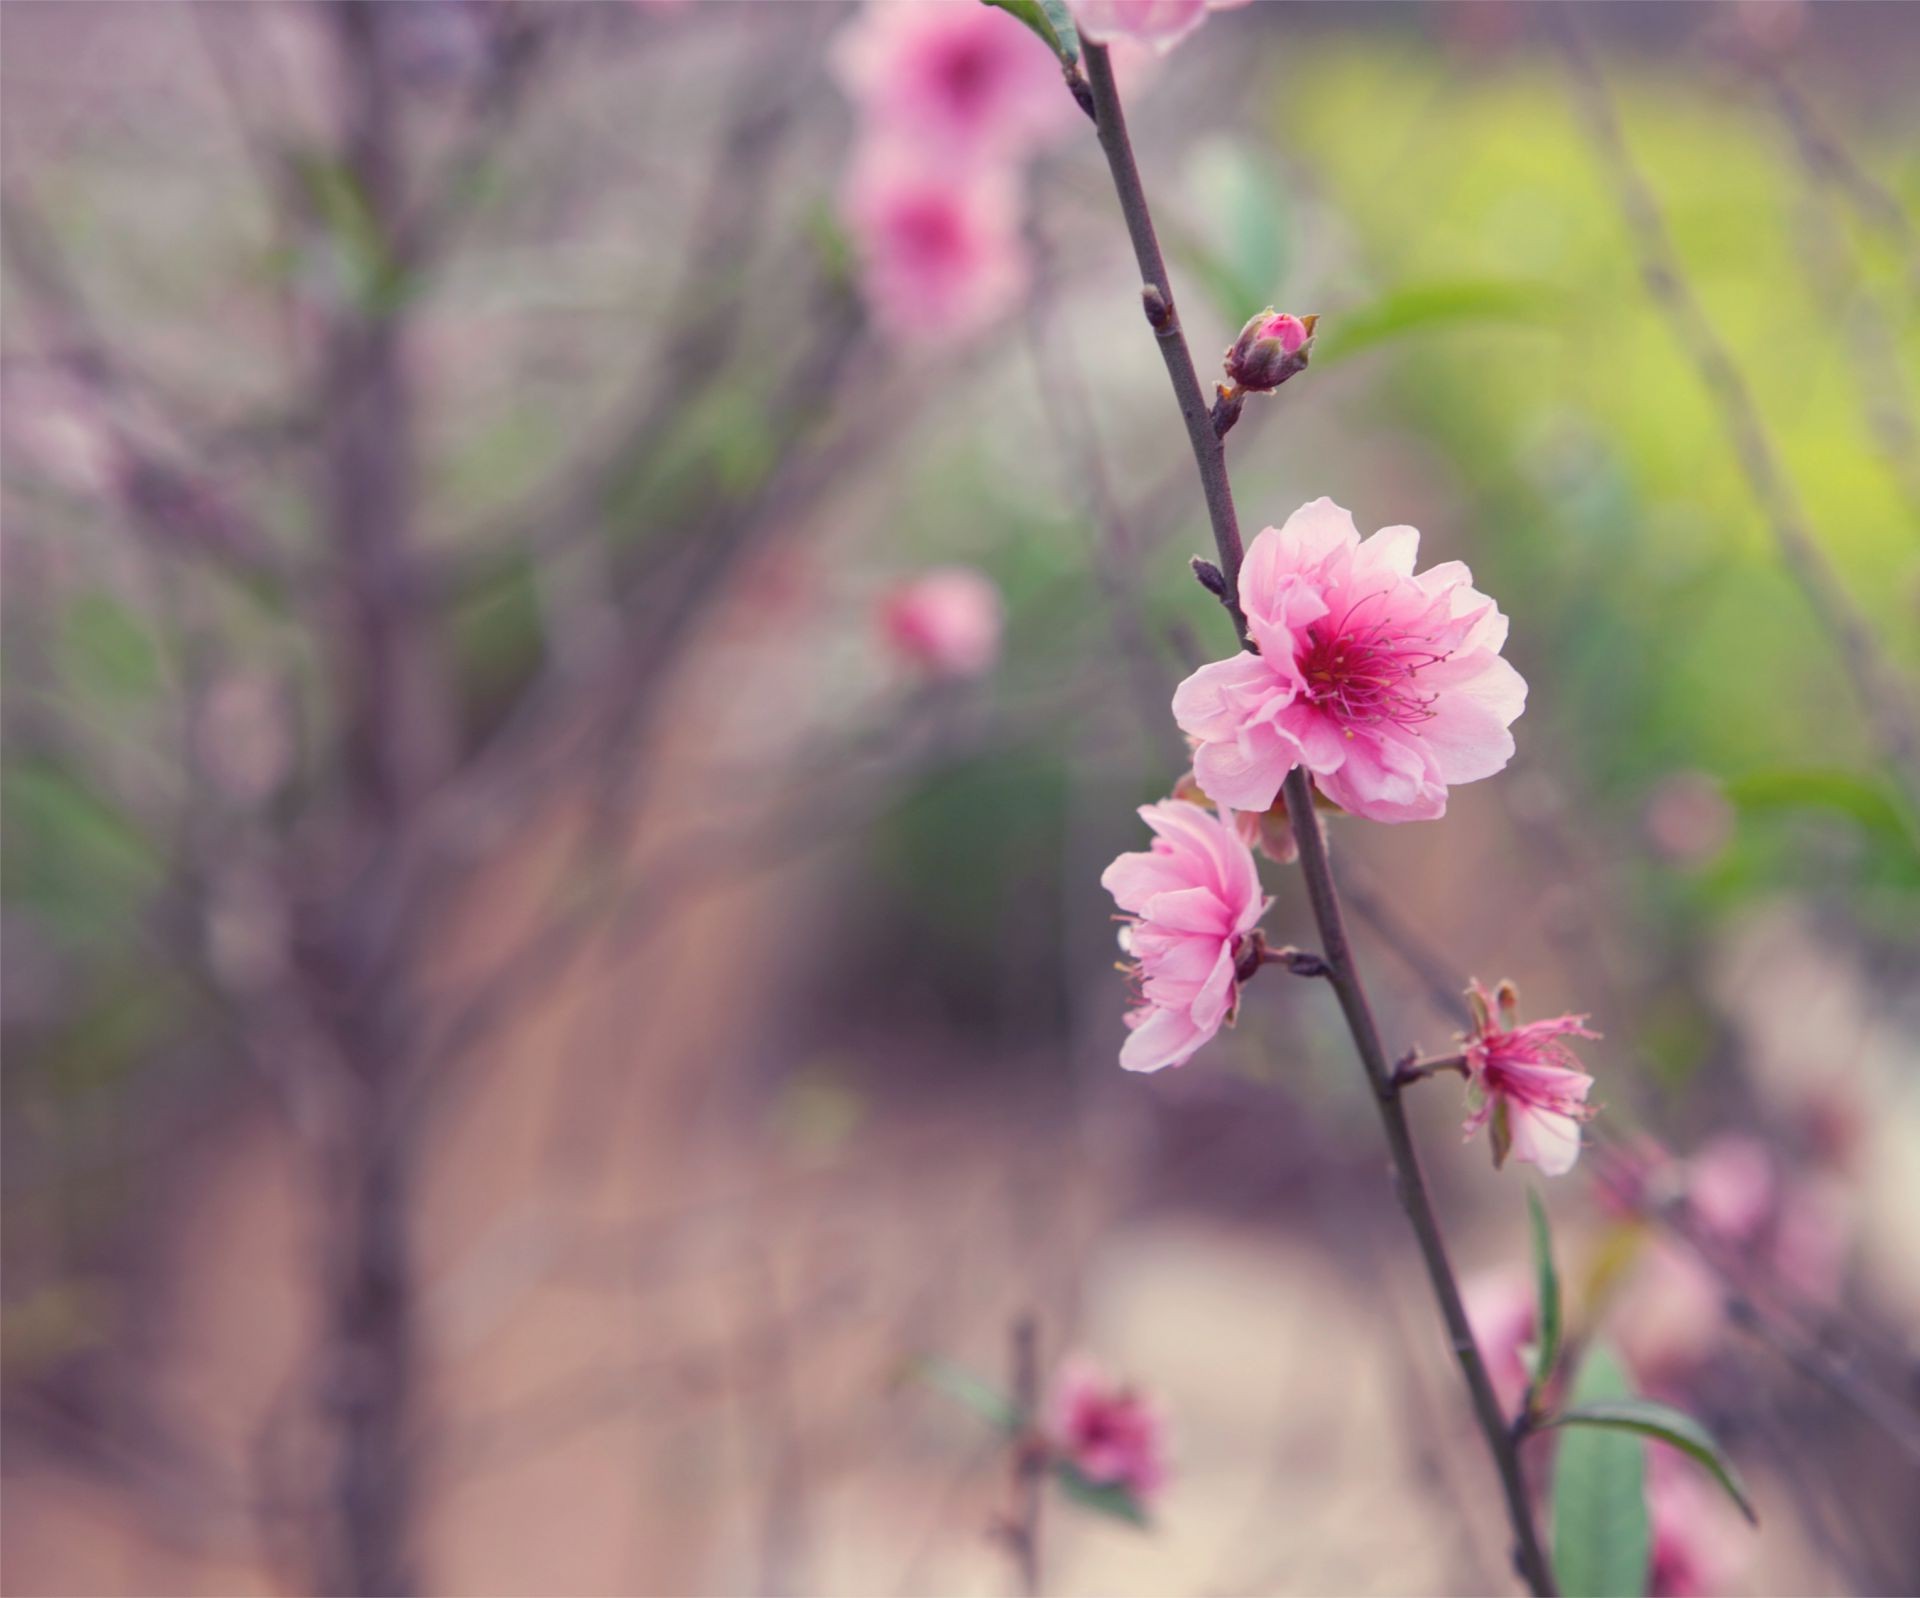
[840,151,1029,347]
[1171,762,1296,863]
[1045,1355,1168,1504]
[880,566,1004,678]
[1462,1268,1537,1420]
[832,1,1068,160]
[1460,981,1598,1177]
[1172,498,1527,823]
[1101,799,1268,1073]
[1072,0,1250,55]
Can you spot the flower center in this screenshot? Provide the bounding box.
[1297,600,1445,729]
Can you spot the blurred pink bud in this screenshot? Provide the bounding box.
[1101,799,1269,1072]
[1614,1243,1724,1384]
[831,1,1069,161]
[1045,1354,1168,1504]
[1223,309,1316,395]
[1071,0,1250,55]
[1648,1452,1751,1597]
[1643,771,1735,867]
[880,566,1003,679]
[1683,1134,1775,1247]
[1460,980,1598,1177]
[840,151,1030,347]
[1172,499,1527,824]
[1462,1268,1537,1420]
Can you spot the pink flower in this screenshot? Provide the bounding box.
[1647,1453,1750,1597]
[831,1,1068,161]
[1462,1268,1537,1421]
[1072,0,1250,55]
[1101,799,1268,1073]
[1171,763,1296,863]
[1045,1355,1168,1504]
[1460,981,1598,1176]
[840,150,1029,347]
[1683,1134,1775,1246]
[1171,498,1526,823]
[880,566,1004,678]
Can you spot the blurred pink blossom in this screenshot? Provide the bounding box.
[1460,981,1598,1176]
[879,566,1004,678]
[1647,1452,1751,1597]
[1172,498,1527,823]
[839,150,1030,347]
[1615,1243,1724,1386]
[831,1,1068,161]
[1462,1268,1537,1420]
[1683,1133,1775,1246]
[1773,1174,1850,1303]
[1072,0,1250,55]
[1643,771,1735,867]
[1045,1354,1168,1503]
[1101,799,1268,1072]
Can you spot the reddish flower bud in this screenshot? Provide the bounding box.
[1223,309,1316,394]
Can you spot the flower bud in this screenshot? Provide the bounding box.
[1223,309,1316,394]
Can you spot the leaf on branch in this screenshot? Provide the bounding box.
[1311,278,1559,367]
[1551,1345,1649,1598]
[909,1355,1021,1433]
[1547,1398,1757,1526]
[1053,1462,1150,1529]
[980,0,1080,66]
[1527,1189,1563,1387]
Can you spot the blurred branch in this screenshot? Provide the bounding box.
[1554,15,1920,835]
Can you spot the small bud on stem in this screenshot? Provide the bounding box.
[1223,308,1316,398]
[1190,555,1228,599]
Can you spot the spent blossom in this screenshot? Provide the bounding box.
[1460,980,1598,1176]
[879,565,1004,679]
[1101,799,1268,1073]
[1072,0,1250,55]
[1045,1354,1168,1504]
[1172,498,1526,823]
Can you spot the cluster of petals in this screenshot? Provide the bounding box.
[1172,498,1527,823]
[879,564,1004,679]
[1460,980,1598,1177]
[1072,0,1248,54]
[1045,1354,1168,1504]
[832,2,1064,347]
[1171,761,1296,863]
[1100,799,1267,1073]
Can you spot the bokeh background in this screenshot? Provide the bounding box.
[4,2,1918,1594]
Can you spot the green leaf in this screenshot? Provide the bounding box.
[1552,1346,1649,1598]
[980,0,1079,65]
[1548,1398,1757,1527]
[1312,278,1559,368]
[911,1355,1020,1433]
[1723,767,1914,848]
[1053,1462,1150,1529]
[61,594,163,703]
[1527,1190,1563,1387]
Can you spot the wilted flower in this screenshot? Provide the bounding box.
[1460,980,1598,1176]
[1045,1354,1168,1504]
[1072,0,1249,55]
[1462,1268,1537,1420]
[831,0,1068,161]
[1223,308,1316,395]
[1101,799,1269,1073]
[879,566,1004,678]
[839,151,1030,347]
[1172,498,1527,823]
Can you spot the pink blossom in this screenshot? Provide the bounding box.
[1459,980,1598,1176]
[1072,0,1250,55]
[1171,762,1296,863]
[1101,799,1268,1073]
[1172,498,1526,824]
[1683,1134,1775,1246]
[840,150,1029,347]
[879,566,1004,678]
[1223,308,1316,395]
[1462,1268,1537,1420]
[1647,1453,1750,1597]
[1045,1355,1168,1504]
[831,1,1068,161]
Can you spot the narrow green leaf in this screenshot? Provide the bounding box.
[1548,1398,1757,1526]
[910,1355,1020,1433]
[1552,1345,1649,1598]
[980,0,1077,65]
[1053,1462,1150,1529]
[1311,278,1559,368]
[1527,1190,1563,1386]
